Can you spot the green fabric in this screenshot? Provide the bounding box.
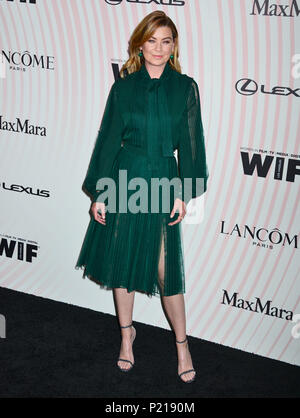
[76,61,209,297]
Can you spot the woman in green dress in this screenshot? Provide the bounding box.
[75,11,208,383]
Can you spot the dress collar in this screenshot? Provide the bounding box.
[138,60,172,82]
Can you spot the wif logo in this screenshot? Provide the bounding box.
[0,0,36,4]
[0,236,39,263]
[240,150,300,183]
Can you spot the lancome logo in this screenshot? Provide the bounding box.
[105,0,184,6]
[221,290,294,321]
[1,50,54,71]
[220,221,298,249]
[0,116,46,136]
[250,0,300,16]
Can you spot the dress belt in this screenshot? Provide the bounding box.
[122,142,175,159]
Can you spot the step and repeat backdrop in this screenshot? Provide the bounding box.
[0,0,299,366]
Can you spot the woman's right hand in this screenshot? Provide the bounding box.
[91,201,106,225]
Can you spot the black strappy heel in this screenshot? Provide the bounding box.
[176,337,196,383]
[117,323,136,372]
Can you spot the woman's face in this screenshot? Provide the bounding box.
[141,26,174,67]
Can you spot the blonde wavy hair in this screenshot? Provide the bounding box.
[119,10,182,78]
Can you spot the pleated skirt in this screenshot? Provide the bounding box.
[75,143,186,297]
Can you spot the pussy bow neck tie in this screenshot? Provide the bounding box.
[140,63,174,158]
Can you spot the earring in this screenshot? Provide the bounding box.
[138,50,143,57]
[170,54,174,59]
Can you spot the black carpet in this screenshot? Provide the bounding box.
[0,285,299,398]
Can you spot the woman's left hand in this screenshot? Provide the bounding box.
[168,198,187,226]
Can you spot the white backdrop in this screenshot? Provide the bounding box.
[0,0,299,366]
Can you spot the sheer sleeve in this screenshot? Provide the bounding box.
[177,78,209,205]
[82,80,124,203]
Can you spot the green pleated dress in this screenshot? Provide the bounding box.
[75,61,209,297]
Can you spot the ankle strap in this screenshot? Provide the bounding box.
[176,337,187,344]
[120,322,133,329]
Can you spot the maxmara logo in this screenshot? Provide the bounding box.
[250,0,300,16]
[0,234,39,263]
[221,290,294,321]
[220,221,298,249]
[0,116,46,136]
[1,50,54,71]
[105,0,184,6]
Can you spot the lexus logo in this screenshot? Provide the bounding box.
[104,0,184,5]
[235,78,300,97]
[235,79,258,96]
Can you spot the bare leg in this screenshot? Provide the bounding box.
[162,294,196,382]
[158,231,195,382]
[113,288,136,370]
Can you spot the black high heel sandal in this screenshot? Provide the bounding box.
[117,323,136,372]
[176,337,196,383]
